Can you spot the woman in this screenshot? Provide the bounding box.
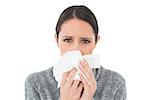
[25,5,126,100]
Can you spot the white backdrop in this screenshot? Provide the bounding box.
[0,0,150,99]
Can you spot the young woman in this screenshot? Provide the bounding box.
[25,5,126,100]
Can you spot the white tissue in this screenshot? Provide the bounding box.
[53,50,101,87]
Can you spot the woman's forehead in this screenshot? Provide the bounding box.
[59,32,94,39]
[60,18,94,36]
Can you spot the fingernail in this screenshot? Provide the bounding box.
[79,64,82,68]
[72,67,77,71]
[83,58,88,64]
[80,59,84,63]
[81,60,86,64]
[80,60,87,65]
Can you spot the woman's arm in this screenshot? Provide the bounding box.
[25,74,40,100]
[114,81,127,100]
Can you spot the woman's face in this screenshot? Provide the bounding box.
[56,18,100,56]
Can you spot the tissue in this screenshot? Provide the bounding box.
[53,50,100,87]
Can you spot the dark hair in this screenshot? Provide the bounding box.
[55,5,99,43]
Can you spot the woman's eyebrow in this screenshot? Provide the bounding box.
[80,37,92,40]
[62,36,73,38]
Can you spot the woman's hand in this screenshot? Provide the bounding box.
[79,59,97,100]
[60,68,84,100]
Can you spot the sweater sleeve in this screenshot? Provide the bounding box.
[25,73,40,100]
[114,80,127,100]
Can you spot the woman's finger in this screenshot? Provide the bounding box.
[79,62,92,83]
[79,60,95,84]
[76,82,84,97]
[80,73,90,91]
[82,58,93,74]
[71,80,80,90]
[65,67,77,87]
[80,72,97,98]
[60,71,70,87]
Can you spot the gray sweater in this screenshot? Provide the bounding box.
[25,66,126,100]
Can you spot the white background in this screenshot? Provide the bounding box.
[0,0,150,99]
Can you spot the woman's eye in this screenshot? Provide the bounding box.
[63,38,72,43]
[81,40,91,44]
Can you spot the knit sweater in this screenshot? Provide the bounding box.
[25,66,126,100]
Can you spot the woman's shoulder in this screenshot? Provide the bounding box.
[93,66,126,85]
[93,66,127,99]
[25,67,55,86]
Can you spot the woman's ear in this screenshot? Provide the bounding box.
[55,34,59,46]
[96,35,100,44]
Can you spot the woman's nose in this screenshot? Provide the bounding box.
[71,42,81,51]
[69,42,84,55]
